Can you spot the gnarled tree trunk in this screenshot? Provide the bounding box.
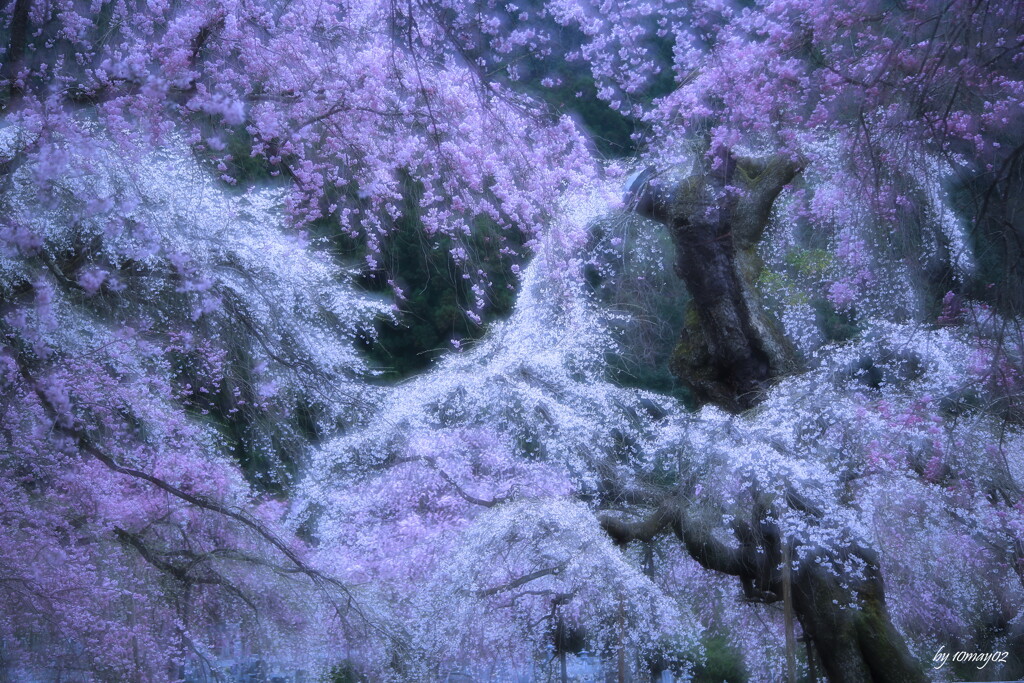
[626,152,800,410]
[615,148,923,681]
[601,495,926,682]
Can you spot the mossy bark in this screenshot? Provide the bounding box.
[628,153,800,411]
[792,555,926,683]
[603,495,926,682]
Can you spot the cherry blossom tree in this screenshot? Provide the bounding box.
[2,0,1024,681]
[1,1,590,676]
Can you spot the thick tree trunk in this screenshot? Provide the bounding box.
[691,514,925,682]
[616,152,924,679]
[626,154,800,410]
[792,554,925,683]
[601,498,926,682]
[668,209,773,408]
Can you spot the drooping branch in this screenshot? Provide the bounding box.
[10,348,372,624]
[598,489,751,579]
[599,496,677,546]
[477,565,565,598]
[391,454,515,508]
[596,468,925,683]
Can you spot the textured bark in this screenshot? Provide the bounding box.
[791,551,925,683]
[602,496,926,682]
[618,156,927,676]
[626,154,800,410]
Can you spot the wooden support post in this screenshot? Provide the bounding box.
[783,539,796,683]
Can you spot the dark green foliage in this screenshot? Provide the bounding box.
[529,37,678,159]
[189,108,299,189]
[812,297,858,342]
[196,125,286,187]
[551,618,588,655]
[190,343,307,496]
[326,662,364,683]
[585,215,693,402]
[691,634,748,682]
[950,166,1024,316]
[534,70,639,158]
[354,181,527,380]
[219,127,279,185]
[851,355,884,390]
[498,12,678,159]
